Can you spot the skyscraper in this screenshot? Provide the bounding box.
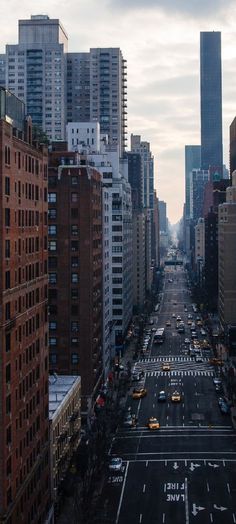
[200,31,223,175]
[5,15,68,141]
[185,145,201,219]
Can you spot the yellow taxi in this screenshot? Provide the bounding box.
[166,320,171,327]
[171,391,181,402]
[162,363,171,372]
[132,388,147,399]
[147,417,160,430]
[197,320,202,326]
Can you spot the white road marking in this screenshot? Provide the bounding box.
[162,513,165,523]
[227,483,231,494]
[139,514,142,523]
[146,460,148,467]
[143,484,146,493]
[115,461,129,524]
[210,513,213,523]
[206,482,210,492]
[233,513,236,523]
[185,477,189,524]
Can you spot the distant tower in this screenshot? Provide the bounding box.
[200,32,223,176]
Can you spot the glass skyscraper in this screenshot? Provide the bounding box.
[200,31,223,175]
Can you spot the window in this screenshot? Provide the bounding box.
[71,353,79,364]
[71,321,79,332]
[50,353,57,365]
[71,241,79,252]
[71,192,78,203]
[5,302,10,320]
[6,395,11,415]
[48,192,57,203]
[5,240,10,258]
[48,240,57,251]
[5,177,10,195]
[49,272,57,284]
[5,208,10,227]
[71,208,78,219]
[48,257,57,269]
[71,337,79,346]
[71,176,78,185]
[5,271,10,289]
[6,364,11,383]
[71,273,78,284]
[5,333,11,352]
[49,321,57,331]
[71,256,79,268]
[49,337,57,347]
[48,225,57,236]
[71,225,78,236]
[71,288,79,300]
[48,208,57,220]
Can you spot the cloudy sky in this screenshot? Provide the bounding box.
[2,0,236,223]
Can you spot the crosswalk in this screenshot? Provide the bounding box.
[133,356,215,377]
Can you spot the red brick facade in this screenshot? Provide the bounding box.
[48,150,103,412]
[0,118,50,523]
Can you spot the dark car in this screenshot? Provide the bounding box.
[158,390,167,402]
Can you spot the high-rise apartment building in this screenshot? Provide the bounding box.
[0,54,6,87]
[230,117,236,181]
[185,145,201,219]
[218,172,236,327]
[0,88,51,523]
[48,147,103,411]
[89,48,127,157]
[67,52,90,123]
[200,31,223,175]
[158,200,167,233]
[5,15,68,141]
[190,169,210,224]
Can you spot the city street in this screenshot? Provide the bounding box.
[102,265,236,524]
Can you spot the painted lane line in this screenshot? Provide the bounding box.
[233,513,236,523]
[210,513,213,523]
[143,484,146,493]
[139,514,143,523]
[146,460,148,467]
[115,461,129,524]
[227,483,231,494]
[207,482,210,492]
[162,513,165,523]
[185,477,189,524]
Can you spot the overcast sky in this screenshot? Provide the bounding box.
[2,0,236,223]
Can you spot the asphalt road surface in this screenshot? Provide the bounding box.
[103,266,236,524]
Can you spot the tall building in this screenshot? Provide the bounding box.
[200,31,223,174]
[90,48,127,157]
[185,145,201,219]
[158,200,167,232]
[218,173,236,328]
[190,168,210,224]
[5,15,68,141]
[67,52,90,123]
[0,54,6,87]
[230,117,236,181]
[0,88,51,523]
[48,148,103,412]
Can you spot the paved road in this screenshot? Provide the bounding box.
[102,266,236,523]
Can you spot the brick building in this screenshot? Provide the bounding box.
[0,88,51,523]
[48,147,103,413]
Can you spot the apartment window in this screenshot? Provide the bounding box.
[71,353,79,364]
[71,321,79,332]
[49,272,57,284]
[48,225,57,236]
[71,273,78,284]
[5,208,10,227]
[71,192,78,203]
[6,395,11,415]
[5,240,10,258]
[5,302,10,320]
[48,257,57,269]
[71,288,79,300]
[71,176,78,185]
[50,353,57,365]
[49,337,57,347]
[6,364,11,383]
[71,225,79,236]
[5,333,11,352]
[71,208,78,219]
[71,256,79,268]
[5,271,10,289]
[48,240,57,252]
[71,337,79,346]
[49,321,57,331]
[5,177,10,195]
[48,208,57,220]
[48,192,57,203]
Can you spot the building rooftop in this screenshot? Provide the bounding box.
[49,374,81,420]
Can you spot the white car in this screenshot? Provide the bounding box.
[184,338,190,344]
[200,329,206,336]
[109,457,123,472]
